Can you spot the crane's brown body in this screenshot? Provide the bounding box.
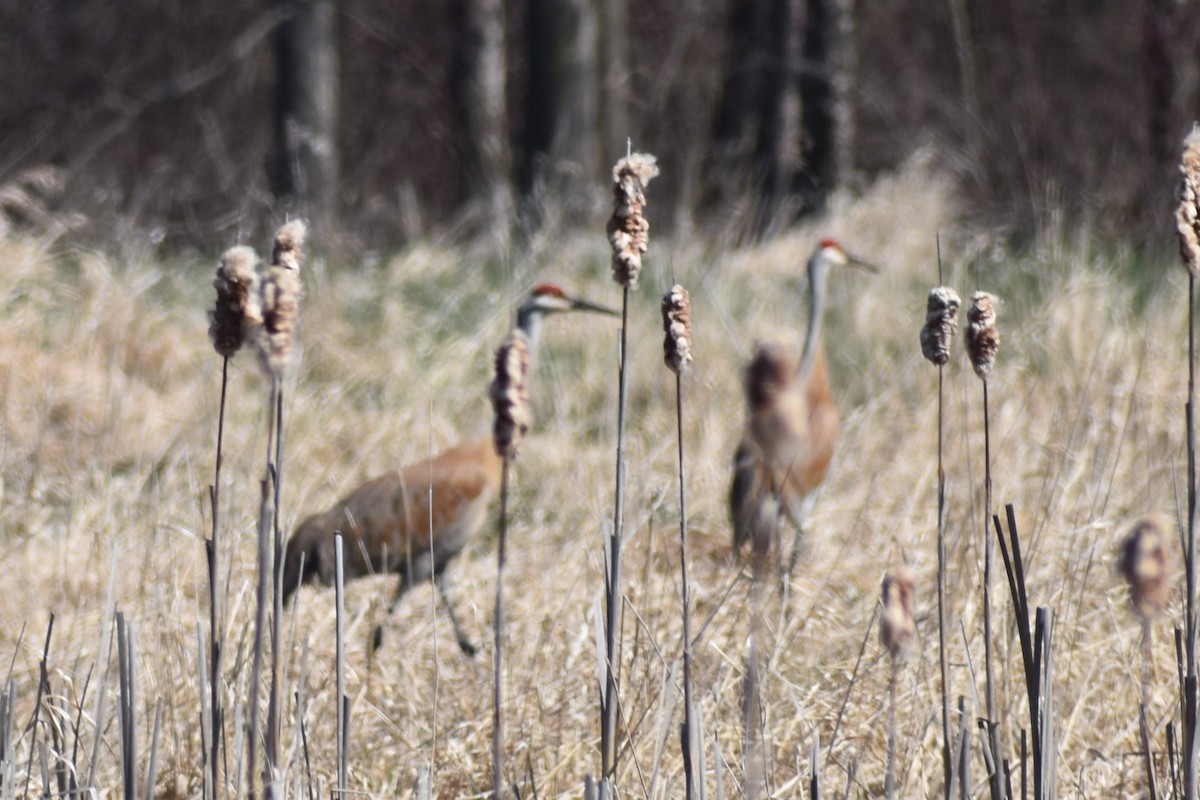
[731,346,837,563]
[282,437,502,607]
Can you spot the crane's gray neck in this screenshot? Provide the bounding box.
[799,258,828,379]
[516,305,545,357]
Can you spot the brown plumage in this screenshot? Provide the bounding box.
[282,283,618,655]
[730,239,876,573]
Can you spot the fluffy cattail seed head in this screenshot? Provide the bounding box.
[661,284,693,375]
[272,219,307,272]
[1119,516,1171,621]
[880,566,916,657]
[1177,126,1200,275]
[208,246,261,358]
[965,291,999,378]
[490,331,533,459]
[920,287,961,366]
[606,152,659,288]
[256,220,307,379]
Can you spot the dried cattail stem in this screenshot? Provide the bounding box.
[1177,126,1200,274]
[256,221,307,380]
[965,291,999,378]
[606,153,660,288]
[919,287,961,366]
[208,246,261,358]
[490,331,533,459]
[880,566,916,658]
[661,284,693,375]
[1119,516,1172,621]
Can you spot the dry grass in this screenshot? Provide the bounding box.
[0,157,1189,798]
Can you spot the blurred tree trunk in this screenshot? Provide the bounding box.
[454,0,514,244]
[711,0,792,227]
[600,0,631,163]
[798,0,850,211]
[523,0,598,210]
[272,0,338,240]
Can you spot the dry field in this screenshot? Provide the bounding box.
[0,157,1188,798]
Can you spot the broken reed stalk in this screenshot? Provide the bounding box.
[116,612,137,800]
[206,244,259,800]
[489,329,532,797]
[247,475,273,800]
[1176,124,1200,800]
[335,534,348,795]
[1121,517,1171,797]
[881,567,916,800]
[662,285,697,798]
[965,290,1003,799]
[994,504,1057,799]
[602,150,659,781]
[920,270,961,799]
[21,615,53,799]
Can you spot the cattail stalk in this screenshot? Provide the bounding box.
[881,567,916,800]
[920,263,960,798]
[965,290,1003,800]
[1121,517,1171,797]
[602,150,658,781]
[489,330,532,797]
[663,285,697,797]
[1177,125,1200,800]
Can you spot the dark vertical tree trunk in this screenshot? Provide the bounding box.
[756,0,791,219]
[454,0,514,242]
[798,0,838,211]
[600,0,631,163]
[272,0,338,239]
[523,0,598,204]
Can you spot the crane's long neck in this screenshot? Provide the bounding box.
[516,306,545,357]
[799,262,828,379]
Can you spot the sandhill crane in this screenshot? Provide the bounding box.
[282,283,618,655]
[730,238,876,575]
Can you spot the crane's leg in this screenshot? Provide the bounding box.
[371,551,434,651]
[434,570,478,658]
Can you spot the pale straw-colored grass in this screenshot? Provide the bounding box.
[0,156,1188,797]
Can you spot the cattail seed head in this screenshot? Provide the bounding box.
[661,284,693,375]
[490,331,533,459]
[208,246,261,358]
[965,291,999,378]
[1119,516,1171,621]
[919,286,961,366]
[606,152,659,288]
[880,566,916,658]
[256,220,307,379]
[1176,125,1200,275]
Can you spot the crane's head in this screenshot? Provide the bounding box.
[516,283,620,342]
[809,237,880,282]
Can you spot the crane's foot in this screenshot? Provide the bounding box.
[456,635,478,658]
[371,624,384,652]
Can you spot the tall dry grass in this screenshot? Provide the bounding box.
[0,156,1191,797]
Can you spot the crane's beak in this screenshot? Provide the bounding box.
[569,296,621,317]
[845,253,881,273]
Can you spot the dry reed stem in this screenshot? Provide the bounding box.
[1119,516,1171,622]
[662,285,693,375]
[606,153,659,288]
[1177,125,1200,275]
[208,246,261,358]
[965,291,999,378]
[920,287,961,366]
[489,331,532,459]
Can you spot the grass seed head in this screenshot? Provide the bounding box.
[208,245,261,358]
[1176,125,1200,275]
[606,152,659,288]
[1118,516,1171,621]
[490,330,533,459]
[661,284,693,375]
[965,291,999,378]
[919,286,960,366]
[880,565,916,657]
